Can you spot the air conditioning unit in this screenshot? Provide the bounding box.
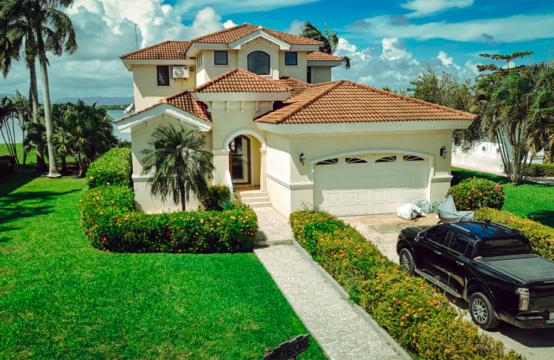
[173,66,189,79]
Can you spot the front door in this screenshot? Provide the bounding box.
[229,136,250,184]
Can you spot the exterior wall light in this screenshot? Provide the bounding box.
[440,146,448,158]
[299,153,306,165]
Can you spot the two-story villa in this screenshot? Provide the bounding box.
[116,24,477,217]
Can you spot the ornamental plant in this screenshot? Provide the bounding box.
[202,185,231,211]
[446,177,505,211]
[86,147,132,188]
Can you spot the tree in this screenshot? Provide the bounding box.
[408,65,484,150]
[6,91,32,165]
[1,0,78,177]
[51,100,118,176]
[0,96,18,161]
[299,21,351,69]
[140,125,215,211]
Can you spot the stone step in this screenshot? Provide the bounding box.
[240,196,270,204]
[246,202,272,209]
[238,190,268,199]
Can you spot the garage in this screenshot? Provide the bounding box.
[314,154,429,216]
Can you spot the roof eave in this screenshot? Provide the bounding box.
[229,29,291,50]
[307,60,343,67]
[186,42,230,57]
[192,92,291,102]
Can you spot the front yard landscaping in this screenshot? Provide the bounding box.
[452,166,554,228]
[0,167,326,359]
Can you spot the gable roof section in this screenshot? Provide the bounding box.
[120,41,191,60]
[306,51,343,62]
[192,69,293,93]
[191,24,321,46]
[275,77,310,100]
[254,80,479,124]
[115,91,211,123]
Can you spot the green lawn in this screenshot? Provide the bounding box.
[452,167,554,228]
[0,143,75,167]
[0,169,326,359]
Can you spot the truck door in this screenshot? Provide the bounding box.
[420,226,451,278]
[442,231,473,295]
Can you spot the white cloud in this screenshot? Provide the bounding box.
[464,60,481,75]
[172,0,320,19]
[285,20,304,35]
[335,38,373,61]
[437,51,461,70]
[349,14,554,43]
[381,38,412,61]
[223,20,237,29]
[401,0,474,18]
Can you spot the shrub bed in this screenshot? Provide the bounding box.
[85,147,132,188]
[475,208,554,261]
[526,163,554,177]
[202,184,231,211]
[80,149,257,254]
[290,211,523,360]
[446,177,505,211]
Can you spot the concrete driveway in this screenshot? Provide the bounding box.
[340,214,554,360]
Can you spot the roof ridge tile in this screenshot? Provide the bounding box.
[191,23,253,42]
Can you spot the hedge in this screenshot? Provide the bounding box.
[290,211,523,360]
[475,208,554,261]
[85,147,132,188]
[202,185,231,211]
[80,148,256,253]
[446,177,505,211]
[526,163,554,177]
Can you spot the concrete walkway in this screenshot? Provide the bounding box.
[253,208,407,360]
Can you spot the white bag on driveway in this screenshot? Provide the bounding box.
[397,203,427,220]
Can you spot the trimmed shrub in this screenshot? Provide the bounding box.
[86,147,132,188]
[290,211,523,360]
[202,185,232,211]
[475,208,554,261]
[446,177,505,211]
[81,185,257,253]
[526,163,554,177]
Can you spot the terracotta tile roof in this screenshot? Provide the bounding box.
[275,77,310,100]
[120,41,191,60]
[115,91,211,124]
[191,24,321,45]
[192,69,293,93]
[307,51,344,62]
[254,80,479,124]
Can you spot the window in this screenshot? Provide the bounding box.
[403,155,424,162]
[345,157,367,164]
[307,67,312,84]
[375,156,397,163]
[156,66,170,86]
[476,238,532,258]
[214,51,228,65]
[316,158,338,165]
[446,232,471,255]
[196,55,203,68]
[482,146,487,152]
[248,51,270,75]
[285,52,298,66]
[425,227,450,245]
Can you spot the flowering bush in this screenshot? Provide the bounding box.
[86,147,132,188]
[81,186,257,253]
[202,185,232,211]
[475,208,554,261]
[290,211,523,360]
[446,177,505,211]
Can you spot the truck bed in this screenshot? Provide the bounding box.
[479,254,554,283]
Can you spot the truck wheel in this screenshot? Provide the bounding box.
[399,248,415,275]
[469,292,499,330]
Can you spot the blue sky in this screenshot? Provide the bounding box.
[1,0,554,100]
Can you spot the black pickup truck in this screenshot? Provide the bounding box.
[396,221,554,330]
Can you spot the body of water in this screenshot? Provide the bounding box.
[0,110,130,144]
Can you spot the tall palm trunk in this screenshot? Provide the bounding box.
[36,22,60,178]
[180,183,186,211]
[29,57,46,171]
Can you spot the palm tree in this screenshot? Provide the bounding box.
[0,96,18,161]
[140,125,215,211]
[1,0,78,177]
[299,21,351,69]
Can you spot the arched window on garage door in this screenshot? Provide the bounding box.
[316,158,338,165]
[375,155,397,163]
[403,155,424,161]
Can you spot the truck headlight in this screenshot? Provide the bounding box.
[518,288,529,311]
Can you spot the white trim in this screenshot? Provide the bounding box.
[121,59,196,71]
[307,60,342,67]
[259,148,267,154]
[266,171,313,190]
[289,44,320,52]
[256,120,472,134]
[132,175,152,182]
[185,43,229,57]
[212,149,230,155]
[431,175,454,183]
[223,128,266,150]
[213,50,229,66]
[308,148,435,202]
[115,103,212,132]
[191,92,290,102]
[229,29,291,50]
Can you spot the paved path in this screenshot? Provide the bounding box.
[254,208,407,360]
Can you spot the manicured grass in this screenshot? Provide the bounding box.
[0,169,326,359]
[452,167,554,228]
[0,143,75,167]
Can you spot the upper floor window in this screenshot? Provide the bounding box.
[248,51,270,75]
[285,52,298,66]
[157,66,170,86]
[196,54,203,68]
[214,51,228,65]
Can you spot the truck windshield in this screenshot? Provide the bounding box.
[475,238,532,257]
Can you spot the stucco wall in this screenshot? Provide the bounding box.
[310,67,332,84]
[279,52,308,82]
[132,65,196,111]
[237,41,280,80]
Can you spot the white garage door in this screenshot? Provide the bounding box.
[314,154,429,216]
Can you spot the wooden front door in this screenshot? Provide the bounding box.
[229,135,251,184]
